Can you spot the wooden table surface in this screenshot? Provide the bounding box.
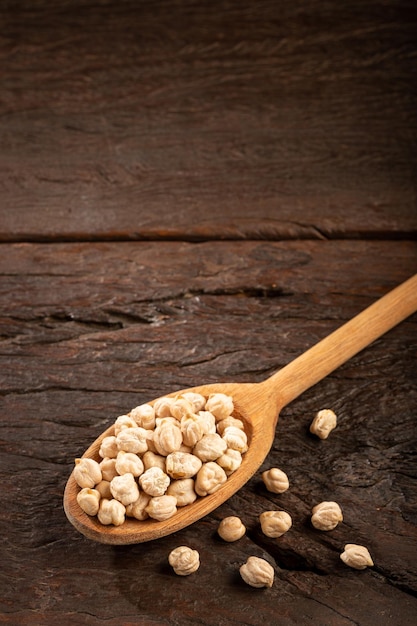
[1,1,416,624]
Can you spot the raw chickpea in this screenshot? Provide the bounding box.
[311,501,343,531]
[240,556,274,588]
[116,427,149,455]
[260,511,292,538]
[165,451,202,479]
[139,466,170,497]
[181,392,206,412]
[340,544,374,570]
[310,409,337,439]
[77,488,101,516]
[167,479,197,506]
[216,416,245,436]
[153,422,182,456]
[170,397,194,420]
[114,414,137,436]
[145,495,177,521]
[73,458,102,489]
[115,451,144,477]
[153,396,175,418]
[197,411,217,435]
[261,468,289,494]
[181,414,205,447]
[95,480,112,499]
[195,462,227,496]
[110,473,140,506]
[216,449,242,475]
[142,450,166,472]
[97,498,126,526]
[218,516,246,542]
[193,433,227,462]
[168,546,200,576]
[206,393,234,421]
[99,457,118,482]
[222,426,248,453]
[99,436,118,459]
[125,492,151,521]
[129,403,156,430]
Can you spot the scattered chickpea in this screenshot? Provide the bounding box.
[260,511,292,538]
[168,546,200,576]
[311,501,343,531]
[310,409,337,440]
[261,468,289,494]
[218,516,246,542]
[340,544,374,570]
[240,556,274,588]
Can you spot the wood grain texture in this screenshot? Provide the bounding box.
[1,0,416,623]
[0,241,416,624]
[0,0,416,241]
[62,273,417,544]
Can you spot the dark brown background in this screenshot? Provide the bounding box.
[0,1,416,624]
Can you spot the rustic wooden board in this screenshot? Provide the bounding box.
[1,0,416,623]
[0,241,416,624]
[0,0,416,241]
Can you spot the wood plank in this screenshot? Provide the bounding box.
[0,240,416,624]
[0,0,416,241]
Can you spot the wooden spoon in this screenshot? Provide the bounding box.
[64,274,417,544]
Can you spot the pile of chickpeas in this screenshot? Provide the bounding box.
[73,392,248,526]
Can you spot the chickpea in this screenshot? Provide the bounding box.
[168,546,200,576]
[218,516,246,542]
[310,409,337,439]
[240,556,274,588]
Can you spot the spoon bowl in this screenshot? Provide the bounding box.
[64,274,417,544]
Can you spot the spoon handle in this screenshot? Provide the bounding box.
[262,274,417,409]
